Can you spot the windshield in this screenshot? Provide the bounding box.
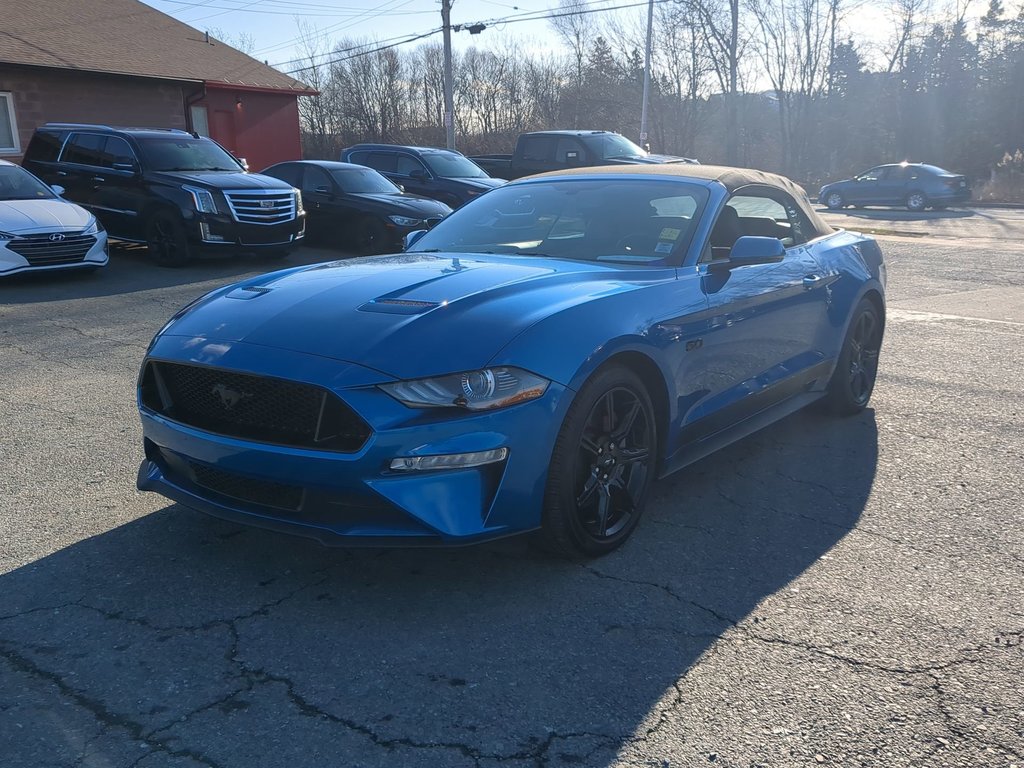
[332,167,401,194]
[408,178,708,265]
[0,165,56,201]
[589,133,649,160]
[137,137,243,172]
[423,152,489,179]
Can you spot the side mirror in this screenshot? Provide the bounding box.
[236,157,249,171]
[396,184,405,193]
[724,236,785,267]
[403,229,428,251]
[409,169,429,182]
[51,184,65,196]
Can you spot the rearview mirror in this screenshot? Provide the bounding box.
[403,229,427,251]
[725,236,785,267]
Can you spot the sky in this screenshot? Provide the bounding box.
[142,0,583,76]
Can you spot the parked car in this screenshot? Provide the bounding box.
[819,163,971,211]
[470,130,699,180]
[0,160,108,277]
[136,164,885,558]
[340,144,505,208]
[261,160,451,254]
[22,123,305,266]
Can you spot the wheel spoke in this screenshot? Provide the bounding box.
[617,446,649,465]
[580,434,602,457]
[595,487,612,537]
[576,473,599,508]
[611,399,641,442]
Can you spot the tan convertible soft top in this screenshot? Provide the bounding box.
[530,163,833,238]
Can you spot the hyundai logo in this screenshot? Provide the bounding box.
[49,233,66,242]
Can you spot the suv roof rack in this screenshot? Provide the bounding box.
[41,123,192,135]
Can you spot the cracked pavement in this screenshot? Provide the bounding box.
[1,223,1023,767]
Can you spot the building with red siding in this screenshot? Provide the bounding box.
[0,0,315,171]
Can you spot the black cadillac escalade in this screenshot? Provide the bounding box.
[22,124,305,266]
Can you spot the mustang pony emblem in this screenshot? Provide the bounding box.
[211,383,252,410]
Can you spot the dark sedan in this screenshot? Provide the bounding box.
[819,163,971,211]
[261,161,452,254]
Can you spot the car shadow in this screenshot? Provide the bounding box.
[0,408,878,767]
[817,206,976,221]
[0,243,349,305]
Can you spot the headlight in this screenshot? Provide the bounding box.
[183,185,218,214]
[82,217,103,235]
[380,367,549,411]
[293,189,304,215]
[388,215,422,227]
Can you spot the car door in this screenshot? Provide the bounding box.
[515,134,558,176]
[392,153,433,198]
[55,132,106,213]
[874,164,910,204]
[299,164,343,238]
[692,188,832,432]
[848,165,888,205]
[553,136,590,169]
[89,136,146,240]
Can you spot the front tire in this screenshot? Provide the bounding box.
[906,192,927,212]
[539,366,657,558]
[824,298,883,416]
[146,212,192,267]
[353,216,389,255]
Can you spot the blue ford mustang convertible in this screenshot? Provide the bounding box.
[137,165,885,557]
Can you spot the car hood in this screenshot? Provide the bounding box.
[150,170,294,190]
[0,198,93,234]
[350,193,451,218]
[451,177,506,190]
[159,253,658,380]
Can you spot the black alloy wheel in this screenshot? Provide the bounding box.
[825,298,883,415]
[146,213,192,267]
[354,216,389,255]
[540,366,657,558]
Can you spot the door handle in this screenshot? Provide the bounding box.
[56,171,68,177]
[802,274,823,288]
[91,176,106,183]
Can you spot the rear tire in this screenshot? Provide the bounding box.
[538,366,657,559]
[905,192,927,212]
[824,298,883,416]
[146,212,192,267]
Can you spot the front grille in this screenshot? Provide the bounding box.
[189,461,304,511]
[223,190,296,225]
[141,361,371,452]
[7,233,97,265]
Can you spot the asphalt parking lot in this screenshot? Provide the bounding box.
[1,207,1022,767]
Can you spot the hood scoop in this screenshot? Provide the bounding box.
[226,285,273,300]
[359,297,440,315]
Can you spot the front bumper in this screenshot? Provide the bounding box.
[0,231,109,276]
[189,212,305,252]
[136,337,569,546]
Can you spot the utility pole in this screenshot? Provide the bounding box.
[441,0,455,150]
[638,0,654,151]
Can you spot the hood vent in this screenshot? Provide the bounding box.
[226,285,273,300]
[358,298,440,315]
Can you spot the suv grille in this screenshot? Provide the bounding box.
[140,361,371,452]
[7,233,97,265]
[223,190,296,225]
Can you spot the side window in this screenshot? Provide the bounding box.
[519,135,556,162]
[99,137,136,169]
[347,151,368,165]
[302,165,333,192]
[24,130,65,162]
[554,138,586,165]
[268,163,302,187]
[395,155,427,176]
[365,152,397,173]
[725,191,814,248]
[61,133,106,166]
[858,166,888,181]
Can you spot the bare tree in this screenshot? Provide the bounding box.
[549,0,599,128]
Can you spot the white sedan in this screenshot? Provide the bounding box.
[0,160,108,276]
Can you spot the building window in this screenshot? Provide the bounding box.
[0,93,20,154]
[190,105,209,137]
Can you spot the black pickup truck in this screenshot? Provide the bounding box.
[470,130,697,180]
[22,124,305,266]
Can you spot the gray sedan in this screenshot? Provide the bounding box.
[819,163,971,211]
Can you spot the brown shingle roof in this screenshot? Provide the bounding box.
[0,0,314,93]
